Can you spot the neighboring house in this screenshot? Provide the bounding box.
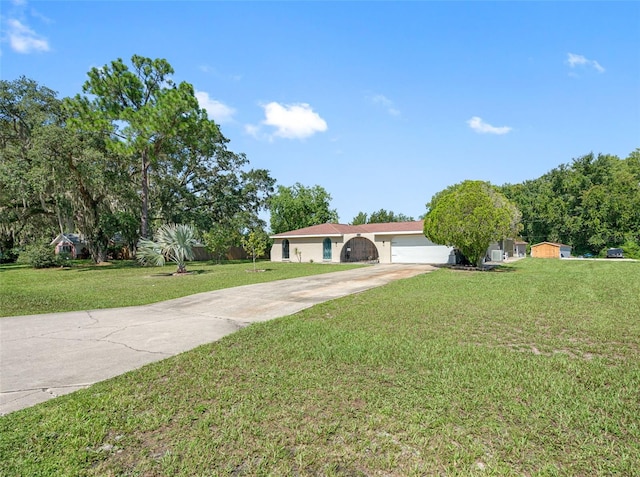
[270,221,456,264]
[50,233,88,259]
[514,241,528,257]
[485,239,528,261]
[531,242,572,259]
[496,239,528,258]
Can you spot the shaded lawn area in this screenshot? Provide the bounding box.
[1,259,639,475]
[0,260,363,317]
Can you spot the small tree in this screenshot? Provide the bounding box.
[241,229,268,271]
[202,222,241,264]
[137,223,198,274]
[423,180,521,268]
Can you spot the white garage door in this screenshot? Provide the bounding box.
[391,236,455,264]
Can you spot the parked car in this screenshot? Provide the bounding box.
[606,248,624,258]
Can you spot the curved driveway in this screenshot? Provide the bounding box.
[1,264,435,415]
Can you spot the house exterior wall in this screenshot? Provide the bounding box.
[55,242,77,258]
[270,237,344,263]
[271,233,455,264]
[531,243,560,258]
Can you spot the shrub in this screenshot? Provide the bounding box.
[18,242,62,268]
[0,248,19,264]
[621,240,640,260]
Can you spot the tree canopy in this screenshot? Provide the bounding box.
[0,58,274,262]
[423,180,521,267]
[1,77,62,253]
[269,183,339,234]
[351,209,414,225]
[500,151,640,255]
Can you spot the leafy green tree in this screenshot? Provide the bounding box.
[2,70,274,262]
[351,212,368,225]
[137,223,198,274]
[0,77,62,252]
[38,110,127,262]
[76,56,206,238]
[269,183,339,234]
[202,222,242,264]
[501,151,640,255]
[0,77,129,262]
[76,55,274,240]
[424,180,521,267]
[352,209,414,224]
[241,228,269,271]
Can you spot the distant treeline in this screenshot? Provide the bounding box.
[500,150,640,255]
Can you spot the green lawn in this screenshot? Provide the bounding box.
[1,259,639,475]
[0,260,362,317]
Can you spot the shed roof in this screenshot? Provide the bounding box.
[271,221,425,238]
[531,241,572,249]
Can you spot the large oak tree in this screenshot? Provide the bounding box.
[1,58,274,261]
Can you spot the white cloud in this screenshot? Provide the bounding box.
[255,102,327,140]
[198,65,215,74]
[371,94,400,116]
[6,18,49,53]
[467,116,512,135]
[244,124,261,138]
[198,64,242,81]
[194,90,235,124]
[566,53,605,73]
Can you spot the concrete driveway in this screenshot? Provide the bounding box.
[0,264,435,415]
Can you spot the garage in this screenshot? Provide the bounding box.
[391,236,455,264]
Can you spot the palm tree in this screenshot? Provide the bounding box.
[137,223,198,274]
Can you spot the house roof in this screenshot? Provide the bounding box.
[50,233,84,246]
[271,221,425,238]
[531,241,572,248]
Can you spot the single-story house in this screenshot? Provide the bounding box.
[270,221,456,264]
[530,242,572,259]
[50,233,88,259]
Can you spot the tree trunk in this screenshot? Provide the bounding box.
[140,149,149,239]
[92,246,107,264]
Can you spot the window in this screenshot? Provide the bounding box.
[323,238,332,260]
[282,239,290,260]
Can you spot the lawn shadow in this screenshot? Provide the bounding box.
[434,264,517,273]
[149,269,209,277]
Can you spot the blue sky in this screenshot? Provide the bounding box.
[2,1,639,225]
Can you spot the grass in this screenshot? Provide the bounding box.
[1,258,639,475]
[0,260,363,317]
